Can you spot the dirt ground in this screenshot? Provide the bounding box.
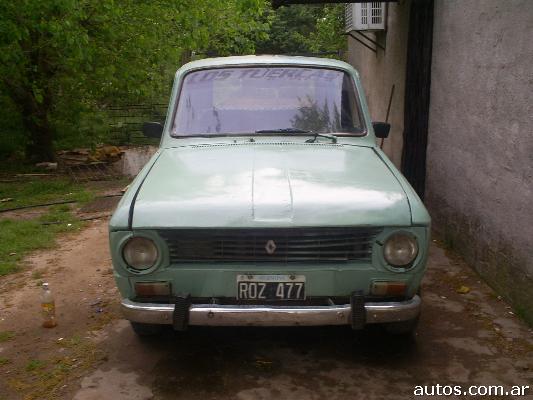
[0,219,532,400]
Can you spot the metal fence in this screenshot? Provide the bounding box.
[107,103,167,146]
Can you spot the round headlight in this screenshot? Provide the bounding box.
[383,233,418,267]
[123,237,158,270]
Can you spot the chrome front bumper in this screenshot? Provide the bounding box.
[121,295,421,327]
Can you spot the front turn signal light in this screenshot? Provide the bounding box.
[371,281,407,296]
[134,282,171,297]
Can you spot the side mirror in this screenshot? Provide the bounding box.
[142,122,163,139]
[372,122,390,139]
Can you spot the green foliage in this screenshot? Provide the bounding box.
[256,5,321,54]
[0,95,26,160]
[309,4,347,55]
[0,331,15,343]
[25,359,46,372]
[0,1,346,160]
[256,4,346,56]
[0,0,268,161]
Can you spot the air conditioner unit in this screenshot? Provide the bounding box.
[345,2,386,32]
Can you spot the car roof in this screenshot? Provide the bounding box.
[176,55,357,75]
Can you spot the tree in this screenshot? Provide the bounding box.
[0,0,267,162]
[255,3,346,56]
[0,0,92,161]
[0,1,347,162]
[308,4,346,54]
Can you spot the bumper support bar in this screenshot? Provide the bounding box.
[172,294,191,331]
[350,292,366,330]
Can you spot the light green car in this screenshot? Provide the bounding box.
[109,55,430,336]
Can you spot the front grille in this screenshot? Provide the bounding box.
[158,228,381,263]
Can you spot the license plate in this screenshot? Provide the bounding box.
[237,274,306,300]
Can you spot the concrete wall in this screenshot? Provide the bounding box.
[113,146,158,177]
[346,1,410,168]
[426,0,533,323]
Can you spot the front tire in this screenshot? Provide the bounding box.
[130,321,163,337]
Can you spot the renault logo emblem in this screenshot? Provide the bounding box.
[265,240,277,255]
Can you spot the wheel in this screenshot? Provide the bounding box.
[384,316,420,336]
[130,321,164,337]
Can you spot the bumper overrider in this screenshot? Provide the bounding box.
[121,294,421,330]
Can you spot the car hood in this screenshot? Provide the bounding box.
[131,143,412,228]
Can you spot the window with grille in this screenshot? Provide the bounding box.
[345,2,386,32]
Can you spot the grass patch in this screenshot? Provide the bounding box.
[0,177,94,212]
[25,359,46,372]
[0,206,85,276]
[514,304,533,327]
[0,331,15,342]
[0,357,10,366]
[18,336,106,400]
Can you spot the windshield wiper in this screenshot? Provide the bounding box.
[254,128,338,143]
[255,128,313,134]
[305,133,338,144]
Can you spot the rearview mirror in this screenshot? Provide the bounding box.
[372,122,390,139]
[142,122,163,139]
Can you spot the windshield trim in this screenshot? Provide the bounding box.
[169,64,368,139]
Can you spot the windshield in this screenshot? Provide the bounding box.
[172,67,365,136]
